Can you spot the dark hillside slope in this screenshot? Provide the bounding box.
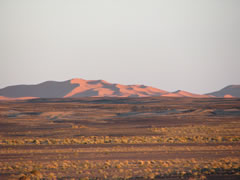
[0,80,78,98]
[207,85,240,97]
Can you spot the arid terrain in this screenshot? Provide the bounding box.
[0,97,240,179]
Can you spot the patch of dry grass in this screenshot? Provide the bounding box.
[1,158,239,179]
[1,134,240,145]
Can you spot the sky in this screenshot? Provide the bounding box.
[0,0,240,94]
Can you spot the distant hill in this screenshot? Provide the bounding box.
[207,85,240,98]
[0,78,168,99]
[1,78,235,99]
[162,90,211,98]
[0,80,78,98]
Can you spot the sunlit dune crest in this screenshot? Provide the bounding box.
[224,94,234,98]
[64,78,168,97]
[1,78,237,98]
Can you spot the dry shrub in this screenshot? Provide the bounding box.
[47,172,57,180]
[30,170,43,178]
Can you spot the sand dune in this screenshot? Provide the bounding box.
[224,94,235,98]
[162,90,211,98]
[65,78,167,97]
[1,78,238,99]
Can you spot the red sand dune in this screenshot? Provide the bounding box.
[1,78,229,99]
[224,94,235,98]
[64,78,168,97]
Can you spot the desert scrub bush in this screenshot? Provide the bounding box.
[149,123,240,137]
[32,139,41,145]
[19,175,31,180]
[0,158,239,179]
[30,170,43,178]
[18,170,43,180]
[103,161,111,169]
[1,135,240,145]
[79,177,89,180]
[46,162,58,170]
[115,163,122,169]
[47,173,57,180]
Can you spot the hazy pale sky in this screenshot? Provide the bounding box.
[0,0,240,94]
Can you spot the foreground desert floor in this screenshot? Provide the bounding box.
[0,97,240,179]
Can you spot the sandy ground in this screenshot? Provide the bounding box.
[0,97,240,179]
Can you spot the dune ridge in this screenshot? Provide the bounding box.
[162,90,211,98]
[2,78,238,100]
[64,78,168,97]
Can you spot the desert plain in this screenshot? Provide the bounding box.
[0,97,240,179]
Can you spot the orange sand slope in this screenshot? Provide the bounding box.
[224,94,235,98]
[0,78,219,99]
[64,78,168,97]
